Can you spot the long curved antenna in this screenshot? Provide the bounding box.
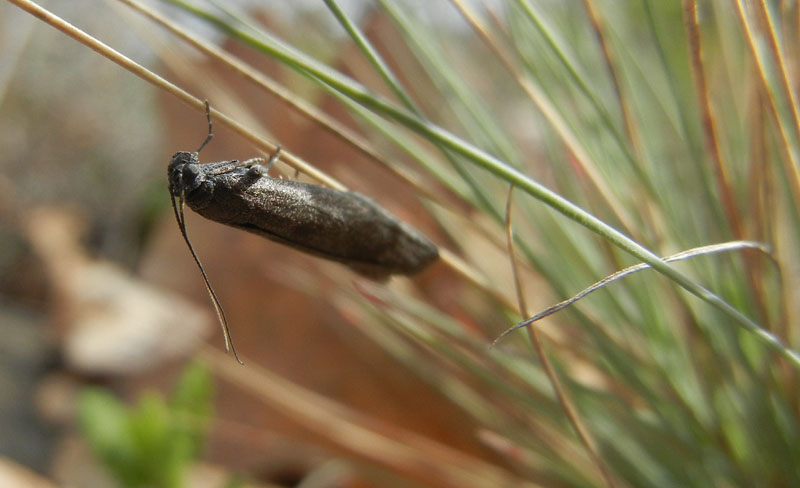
[194,100,214,154]
[170,191,243,364]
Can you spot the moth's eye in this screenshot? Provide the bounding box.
[169,152,195,169]
[172,163,205,196]
[181,164,199,181]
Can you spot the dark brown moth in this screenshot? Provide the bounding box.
[168,102,438,363]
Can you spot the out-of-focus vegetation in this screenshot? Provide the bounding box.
[78,361,213,488]
[2,0,799,486]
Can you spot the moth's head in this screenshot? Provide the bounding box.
[168,151,202,196]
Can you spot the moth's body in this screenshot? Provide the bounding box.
[168,151,439,278]
[167,101,438,364]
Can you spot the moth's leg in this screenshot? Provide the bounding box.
[264,146,282,171]
[207,158,265,176]
[247,146,282,177]
[239,157,265,168]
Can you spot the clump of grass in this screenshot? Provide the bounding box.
[12,0,799,485]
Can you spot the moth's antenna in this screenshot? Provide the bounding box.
[195,100,214,154]
[170,191,243,365]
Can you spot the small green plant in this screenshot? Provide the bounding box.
[77,360,213,488]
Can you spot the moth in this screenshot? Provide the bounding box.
[168,102,439,363]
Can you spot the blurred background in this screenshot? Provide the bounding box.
[1,1,799,487]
